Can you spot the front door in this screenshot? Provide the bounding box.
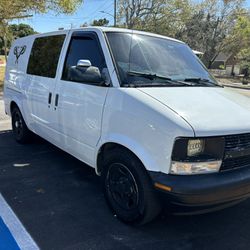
[54,32,110,166]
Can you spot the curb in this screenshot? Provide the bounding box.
[220,83,250,90]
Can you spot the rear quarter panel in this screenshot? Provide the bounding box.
[4,36,34,123]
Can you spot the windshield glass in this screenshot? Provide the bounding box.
[106,32,218,87]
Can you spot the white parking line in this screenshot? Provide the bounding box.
[0,194,39,250]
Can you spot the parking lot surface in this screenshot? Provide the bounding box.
[1,89,250,249]
[233,88,250,97]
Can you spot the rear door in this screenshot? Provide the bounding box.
[26,33,67,140]
[53,31,110,166]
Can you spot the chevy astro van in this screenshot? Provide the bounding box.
[4,27,250,224]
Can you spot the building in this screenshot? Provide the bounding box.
[211,53,241,76]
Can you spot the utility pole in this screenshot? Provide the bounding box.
[114,0,117,27]
[100,0,117,27]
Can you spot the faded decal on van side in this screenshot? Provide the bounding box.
[14,46,26,64]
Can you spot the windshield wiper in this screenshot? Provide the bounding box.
[126,71,192,87]
[123,82,184,88]
[127,70,172,81]
[183,77,217,86]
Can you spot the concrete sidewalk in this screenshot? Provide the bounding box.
[219,81,250,90]
[0,92,11,131]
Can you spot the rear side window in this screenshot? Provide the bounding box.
[27,35,65,78]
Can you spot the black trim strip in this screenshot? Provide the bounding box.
[224,148,250,159]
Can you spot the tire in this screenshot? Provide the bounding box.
[102,148,161,225]
[11,106,32,143]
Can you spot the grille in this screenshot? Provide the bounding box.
[225,133,250,151]
[221,133,250,171]
[221,155,250,171]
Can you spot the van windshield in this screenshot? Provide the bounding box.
[106,32,218,87]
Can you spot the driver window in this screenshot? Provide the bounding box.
[62,35,108,84]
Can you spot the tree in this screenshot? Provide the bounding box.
[180,0,245,68]
[9,23,37,38]
[117,0,247,69]
[238,48,250,76]
[0,0,83,20]
[92,18,109,26]
[143,0,193,36]
[0,24,11,58]
[224,13,250,74]
[0,0,83,59]
[0,23,37,54]
[117,0,194,36]
[118,0,166,29]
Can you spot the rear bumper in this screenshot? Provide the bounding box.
[149,167,250,214]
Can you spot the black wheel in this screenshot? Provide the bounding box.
[102,148,161,225]
[11,106,32,143]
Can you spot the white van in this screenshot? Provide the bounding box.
[4,27,250,224]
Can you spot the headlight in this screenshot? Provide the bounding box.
[187,139,204,156]
[171,137,225,175]
[170,160,222,175]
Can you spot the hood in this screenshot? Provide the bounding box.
[138,87,250,136]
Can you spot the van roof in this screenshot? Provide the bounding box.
[92,27,184,43]
[21,26,184,44]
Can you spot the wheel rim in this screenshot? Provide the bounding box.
[13,111,23,137]
[106,163,139,211]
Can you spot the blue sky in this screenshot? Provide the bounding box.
[13,0,115,32]
[12,0,250,33]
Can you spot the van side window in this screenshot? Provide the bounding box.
[62,36,107,84]
[27,35,65,78]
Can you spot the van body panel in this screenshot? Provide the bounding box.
[52,82,109,167]
[96,88,194,173]
[139,87,250,137]
[24,32,68,139]
[51,30,111,166]
[4,36,33,126]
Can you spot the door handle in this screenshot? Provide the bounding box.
[48,92,52,107]
[54,94,59,110]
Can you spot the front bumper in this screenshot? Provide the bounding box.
[150,167,250,215]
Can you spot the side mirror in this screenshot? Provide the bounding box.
[77,59,92,68]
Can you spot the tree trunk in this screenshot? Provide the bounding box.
[3,34,8,62]
[231,63,235,76]
[0,21,8,62]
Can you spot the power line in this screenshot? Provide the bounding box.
[102,2,114,12]
[99,1,116,26]
[88,0,112,17]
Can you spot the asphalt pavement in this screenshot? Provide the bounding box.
[1,89,250,250]
[232,88,250,98]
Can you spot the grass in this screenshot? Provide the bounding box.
[216,76,242,84]
[0,67,5,92]
[0,55,6,92]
